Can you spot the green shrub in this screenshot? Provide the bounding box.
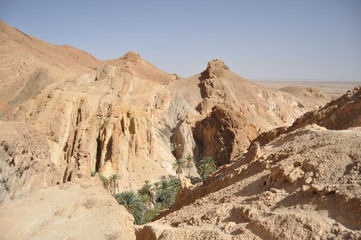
[115,191,145,225]
[199,156,216,179]
[155,175,180,208]
[138,180,154,206]
[114,175,182,225]
[143,207,160,223]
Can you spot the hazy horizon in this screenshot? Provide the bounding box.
[251,78,361,82]
[1,0,360,81]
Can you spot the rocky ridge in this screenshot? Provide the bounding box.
[254,86,361,147]
[137,87,361,239]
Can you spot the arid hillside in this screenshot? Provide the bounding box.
[137,87,361,240]
[0,178,136,240]
[0,20,320,202]
[0,20,360,240]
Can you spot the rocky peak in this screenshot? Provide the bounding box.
[118,51,142,63]
[201,59,230,79]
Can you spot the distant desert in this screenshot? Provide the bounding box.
[256,80,360,96]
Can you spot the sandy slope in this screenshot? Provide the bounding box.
[0,179,136,240]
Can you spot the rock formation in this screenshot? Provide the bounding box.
[0,20,320,204]
[138,88,361,239]
[0,121,59,203]
[254,86,361,147]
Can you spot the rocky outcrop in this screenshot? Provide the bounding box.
[142,88,361,239]
[201,59,230,79]
[292,86,361,130]
[196,59,232,114]
[193,105,259,166]
[0,61,176,199]
[254,86,361,146]
[190,59,318,165]
[171,120,196,160]
[0,121,59,204]
[143,125,361,239]
[106,51,176,85]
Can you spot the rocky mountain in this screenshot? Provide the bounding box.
[137,87,361,239]
[1,19,358,240]
[0,20,320,203]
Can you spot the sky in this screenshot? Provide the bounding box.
[1,0,360,80]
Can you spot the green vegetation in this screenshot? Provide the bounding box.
[91,170,96,177]
[155,175,180,208]
[115,175,180,225]
[138,180,154,207]
[172,158,186,179]
[142,207,160,223]
[109,174,120,195]
[198,156,216,179]
[115,191,144,225]
[98,173,120,195]
[113,156,218,225]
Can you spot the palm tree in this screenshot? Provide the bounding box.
[109,174,120,195]
[153,181,160,192]
[138,180,154,207]
[199,156,216,179]
[159,176,171,194]
[172,158,186,179]
[155,176,180,207]
[185,155,194,178]
[115,191,145,225]
[167,175,180,190]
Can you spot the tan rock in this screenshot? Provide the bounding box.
[0,20,322,195]
[0,121,60,203]
[146,108,361,239]
[0,180,136,240]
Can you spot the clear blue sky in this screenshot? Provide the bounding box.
[1,0,360,80]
